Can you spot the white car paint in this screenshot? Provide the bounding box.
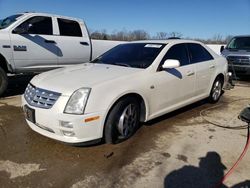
[22,39,228,144]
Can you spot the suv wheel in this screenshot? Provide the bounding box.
[0,67,8,96]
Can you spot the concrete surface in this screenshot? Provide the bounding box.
[0,76,250,188]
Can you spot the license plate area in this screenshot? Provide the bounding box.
[24,105,36,124]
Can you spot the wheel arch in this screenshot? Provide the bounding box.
[0,53,10,73]
[215,73,225,84]
[102,92,148,139]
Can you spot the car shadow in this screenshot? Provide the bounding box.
[21,34,63,57]
[2,74,34,98]
[163,151,250,188]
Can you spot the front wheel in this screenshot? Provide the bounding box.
[0,67,8,97]
[208,77,223,103]
[104,97,140,144]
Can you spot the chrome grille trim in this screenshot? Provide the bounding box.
[24,83,61,109]
[227,56,250,65]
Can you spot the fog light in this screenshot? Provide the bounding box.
[60,121,73,128]
[62,130,75,137]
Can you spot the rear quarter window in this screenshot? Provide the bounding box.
[188,43,214,63]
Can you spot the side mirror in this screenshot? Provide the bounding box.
[220,45,225,53]
[12,23,32,34]
[162,59,180,69]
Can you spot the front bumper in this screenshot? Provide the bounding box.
[223,72,234,90]
[22,95,106,144]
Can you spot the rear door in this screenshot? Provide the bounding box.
[11,16,59,72]
[55,18,91,66]
[187,43,215,96]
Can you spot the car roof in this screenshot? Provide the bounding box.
[130,39,204,45]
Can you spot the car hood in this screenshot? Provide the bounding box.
[31,63,143,95]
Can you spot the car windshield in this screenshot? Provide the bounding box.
[91,43,166,69]
[0,14,23,29]
[227,37,250,50]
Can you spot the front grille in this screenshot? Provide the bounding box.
[227,56,250,65]
[24,84,61,109]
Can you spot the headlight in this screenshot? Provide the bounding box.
[64,88,91,114]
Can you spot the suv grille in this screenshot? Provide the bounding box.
[227,56,250,65]
[24,84,61,109]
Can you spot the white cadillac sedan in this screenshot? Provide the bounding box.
[22,40,228,144]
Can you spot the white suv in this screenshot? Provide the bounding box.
[22,40,228,145]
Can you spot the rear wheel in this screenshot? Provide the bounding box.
[209,77,223,103]
[104,97,140,144]
[0,67,8,96]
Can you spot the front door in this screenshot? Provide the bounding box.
[148,43,196,118]
[11,16,58,72]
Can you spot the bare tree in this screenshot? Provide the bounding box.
[91,28,229,44]
[225,35,233,43]
[156,32,168,39]
[129,30,150,40]
[168,32,183,38]
[211,34,223,44]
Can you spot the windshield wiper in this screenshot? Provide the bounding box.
[227,48,239,51]
[110,62,131,67]
[91,58,103,64]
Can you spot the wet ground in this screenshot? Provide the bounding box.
[0,76,250,188]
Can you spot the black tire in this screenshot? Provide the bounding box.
[0,67,8,97]
[104,97,140,144]
[208,77,223,103]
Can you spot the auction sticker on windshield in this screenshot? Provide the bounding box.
[144,44,162,48]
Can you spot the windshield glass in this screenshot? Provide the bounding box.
[0,14,23,29]
[91,43,166,69]
[227,37,250,50]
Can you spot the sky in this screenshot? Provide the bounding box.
[0,0,249,39]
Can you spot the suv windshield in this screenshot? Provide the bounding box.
[227,37,250,50]
[91,43,166,69]
[0,14,23,29]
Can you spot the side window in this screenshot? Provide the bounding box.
[57,18,82,37]
[188,43,214,63]
[15,16,53,35]
[161,44,189,67]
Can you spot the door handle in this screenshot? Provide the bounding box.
[80,42,89,46]
[44,39,56,44]
[209,65,215,69]
[187,71,195,76]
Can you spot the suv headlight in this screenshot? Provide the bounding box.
[64,88,91,114]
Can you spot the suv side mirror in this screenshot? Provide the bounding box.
[12,23,32,34]
[12,27,28,34]
[220,45,225,53]
[162,59,180,69]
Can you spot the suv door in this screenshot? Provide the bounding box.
[11,16,59,72]
[150,43,196,116]
[187,43,215,96]
[56,18,91,66]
